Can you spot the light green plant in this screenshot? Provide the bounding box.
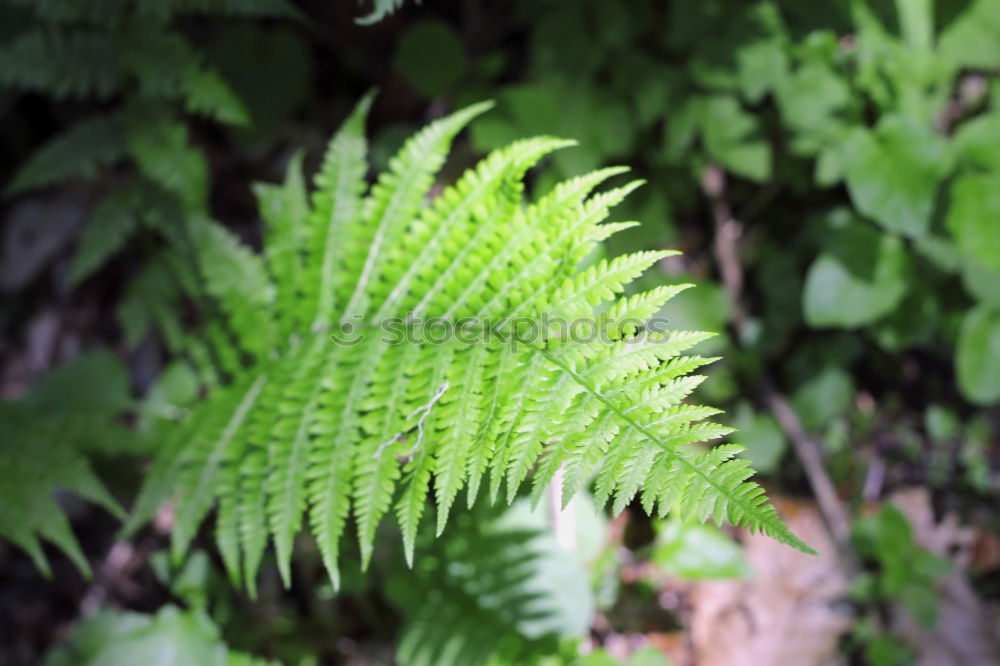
[122,94,811,596]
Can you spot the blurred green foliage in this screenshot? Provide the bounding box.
[850,504,951,665]
[4,0,1000,664]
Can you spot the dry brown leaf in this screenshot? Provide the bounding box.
[687,498,851,666]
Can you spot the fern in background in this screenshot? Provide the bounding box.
[388,503,573,666]
[0,0,298,284]
[0,352,137,576]
[123,94,810,596]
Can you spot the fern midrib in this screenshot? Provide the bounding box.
[537,347,778,528]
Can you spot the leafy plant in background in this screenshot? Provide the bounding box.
[43,605,277,666]
[0,352,137,576]
[849,505,951,666]
[0,0,298,284]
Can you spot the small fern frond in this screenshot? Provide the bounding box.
[0,29,122,99]
[126,113,209,210]
[6,116,127,195]
[68,187,141,286]
[539,348,814,554]
[133,95,811,591]
[387,505,569,666]
[0,352,134,576]
[180,64,250,126]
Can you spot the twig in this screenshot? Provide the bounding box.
[702,164,856,569]
[373,381,449,459]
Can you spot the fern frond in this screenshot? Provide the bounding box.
[69,187,140,285]
[185,216,276,360]
[0,29,122,99]
[126,114,209,210]
[0,352,133,576]
[4,0,124,25]
[180,64,250,126]
[133,95,812,591]
[539,348,814,553]
[6,116,127,195]
[388,505,569,666]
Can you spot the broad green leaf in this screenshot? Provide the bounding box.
[842,115,950,237]
[894,0,932,51]
[627,648,674,666]
[963,261,1000,307]
[803,216,909,328]
[938,0,1000,69]
[790,365,853,432]
[731,402,787,474]
[736,36,788,104]
[701,95,771,182]
[653,518,751,580]
[663,96,704,161]
[953,114,1000,172]
[776,62,851,155]
[956,305,1000,405]
[924,404,959,442]
[872,287,938,352]
[946,173,1000,273]
[42,606,272,666]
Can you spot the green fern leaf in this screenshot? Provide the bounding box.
[68,188,140,286]
[6,116,127,195]
[180,64,250,126]
[0,29,122,99]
